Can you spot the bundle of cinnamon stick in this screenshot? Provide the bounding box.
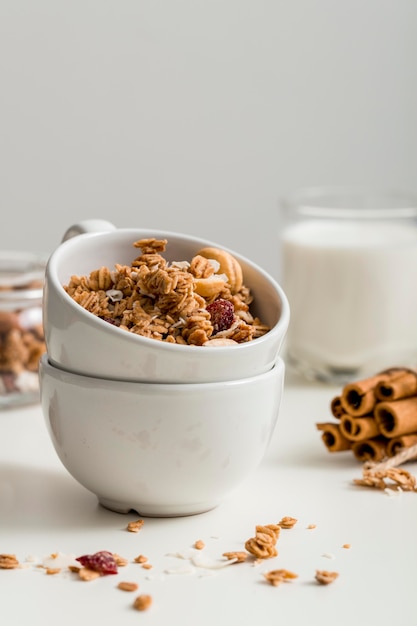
[317,367,417,463]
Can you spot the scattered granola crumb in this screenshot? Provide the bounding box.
[134,554,148,564]
[342,544,351,549]
[113,554,129,567]
[133,594,152,611]
[142,563,153,570]
[278,516,298,529]
[194,540,205,550]
[127,519,145,533]
[245,524,280,559]
[321,553,335,560]
[78,568,101,581]
[45,568,61,575]
[222,551,248,563]
[264,569,298,586]
[315,570,339,585]
[307,524,317,530]
[0,554,19,569]
[117,581,139,592]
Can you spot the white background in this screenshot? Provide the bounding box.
[1,0,416,278]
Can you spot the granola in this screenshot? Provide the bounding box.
[117,581,139,592]
[64,239,270,346]
[126,519,144,533]
[315,570,339,585]
[0,553,19,569]
[222,551,248,563]
[133,594,152,611]
[278,516,298,529]
[264,569,298,586]
[244,524,281,559]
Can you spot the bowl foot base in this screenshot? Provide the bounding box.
[97,496,219,518]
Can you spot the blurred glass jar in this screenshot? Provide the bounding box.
[0,251,46,408]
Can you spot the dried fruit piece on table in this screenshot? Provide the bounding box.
[75,550,118,575]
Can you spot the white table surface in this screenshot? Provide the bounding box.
[1,369,416,625]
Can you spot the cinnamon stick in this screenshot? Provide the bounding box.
[330,396,344,419]
[386,433,417,457]
[374,397,417,438]
[340,369,402,417]
[375,369,417,402]
[351,438,387,463]
[339,414,380,442]
[316,423,352,452]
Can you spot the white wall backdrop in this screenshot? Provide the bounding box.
[1,0,416,279]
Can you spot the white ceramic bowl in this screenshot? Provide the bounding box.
[39,354,285,517]
[43,224,290,383]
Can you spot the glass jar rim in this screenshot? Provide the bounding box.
[0,251,46,303]
[281,186,417,219]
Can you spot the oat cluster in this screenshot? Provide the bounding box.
[0,553,19,569]
[315,570,339,585]
[354,465,417,491]
[263,569,298,586]
[245,524,281,559]
[63,239,270,346]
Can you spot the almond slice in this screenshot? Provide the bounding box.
[193,275,227,298]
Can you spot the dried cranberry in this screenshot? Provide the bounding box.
[99,316,119,326]
[206,299,234,334]
[76,550,118,575]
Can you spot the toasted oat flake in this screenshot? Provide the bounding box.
[46,568,61,575]
[222,551,248,563]
[78,567,101,581]
[194,540,205,550]
[315,570,339,585]
[133,594,152,611]
[278,516,298,529]
[0,554,19,569]
[127,519,144,533]
[134,554,148,564]
[307,524,317,530]
[342,544,351,549]
[113,553,129,567]
[118,581,139,592]
[142,563,153,570]
[264,569,298,586]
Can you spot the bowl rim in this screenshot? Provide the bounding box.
[39,353,285,389]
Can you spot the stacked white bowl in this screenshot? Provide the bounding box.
[39,221,290,517]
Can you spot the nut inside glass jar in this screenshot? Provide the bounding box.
[0,251,46,408]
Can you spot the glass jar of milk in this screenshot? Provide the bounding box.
[280,187,417,384]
